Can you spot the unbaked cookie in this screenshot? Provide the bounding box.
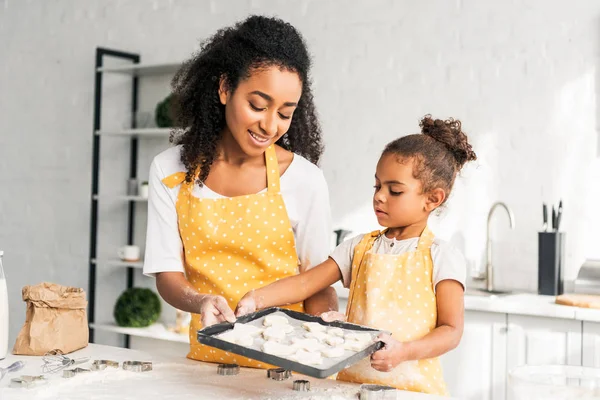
[233,323,263,337]
[263,315,290,327]
[262,340,296,356]
[321,346,345,358]
[292,349,323,365]
[325,335,345,346]
[327,327,344,337]
[263,326,287,341]
[302,322,327,333]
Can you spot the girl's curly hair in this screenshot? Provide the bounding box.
[383,115,477,203]
[170,15,323,185]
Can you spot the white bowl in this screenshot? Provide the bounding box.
[509,365,600,400]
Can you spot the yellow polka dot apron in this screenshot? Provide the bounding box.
[162,144,303,367]
[337,227,448,395]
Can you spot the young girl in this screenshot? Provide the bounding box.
[235,115,477,395]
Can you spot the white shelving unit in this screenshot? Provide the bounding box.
[90,322,188,343]
[89,48,183,347]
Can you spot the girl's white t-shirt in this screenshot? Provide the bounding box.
[330,233,467,292]
[143,145,332,277]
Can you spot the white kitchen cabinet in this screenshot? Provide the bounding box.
[582,321,600,367]
[441,310,508,400]
[505,314,582,400]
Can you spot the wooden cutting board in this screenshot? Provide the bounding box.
[556,294,600,309]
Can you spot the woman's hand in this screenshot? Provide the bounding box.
[370,334,409,372]
[320,310,346,322]
[235,291,258,317]
[199,295,236,327]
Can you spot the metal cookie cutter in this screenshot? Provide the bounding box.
[63,368,91,378]
[359,384,397,400]
[122,361,152,372]
[267,367,292,381]
[217,363,240,376]
[91,360,119,371]
[10,375,47,389]
[292,379,310,391]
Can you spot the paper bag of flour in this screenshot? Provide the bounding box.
[12,282,89,355]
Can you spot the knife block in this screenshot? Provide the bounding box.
[538,232,565,296]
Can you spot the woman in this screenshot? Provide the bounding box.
[142,15,337,366]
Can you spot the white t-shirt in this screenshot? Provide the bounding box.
[330,233,466,293]
[143,145,332,277]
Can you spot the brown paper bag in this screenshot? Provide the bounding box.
[13,282,89,355]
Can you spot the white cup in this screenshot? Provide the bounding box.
[139,183,149,199]
[118,245,141,261]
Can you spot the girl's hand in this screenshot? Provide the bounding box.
[199,295,236,327]
[320,311,346,322]
[370,334,408,372]
[235,291,258,317]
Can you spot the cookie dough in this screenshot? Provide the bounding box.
[262,340,296,356]
[325,335,345,346]
[302,322,327,333]
[233,323,263,337]
[327,327,344,337]
[304,331,329,342]
[291,338,325,352]
[263,315,290,327]
[263,326,287,341]
[217,330,254,347]
[321,346,345,358]
[292,349,323,365]
[345,332,373,343]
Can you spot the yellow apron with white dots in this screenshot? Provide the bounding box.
[337,227,448,395]
[162,144,303,367]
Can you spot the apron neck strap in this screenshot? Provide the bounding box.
[416,226,435,251]
[264,145,281,193]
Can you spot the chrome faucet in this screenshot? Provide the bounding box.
[481,202,515,292]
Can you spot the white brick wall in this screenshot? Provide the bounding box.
[1,0,599,346]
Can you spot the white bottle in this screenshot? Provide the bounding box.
[0,251,8,359]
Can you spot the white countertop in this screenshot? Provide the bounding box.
[0,344,458,400]
[463,291,600,321]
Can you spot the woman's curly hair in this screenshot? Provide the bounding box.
[170,15,323,185]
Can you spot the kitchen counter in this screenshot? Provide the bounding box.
[0,344,458,400]
[464,291,600,321]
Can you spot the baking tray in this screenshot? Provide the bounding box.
[197,307,384,378]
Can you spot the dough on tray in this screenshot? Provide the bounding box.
[233,323,263,337]
[263,326,287,341]
[302,321,327,333]
[344,339,369,352]
[217,331,238,343]
[292,349,323,365]
[327,327,344,337]
[304,331,329,342]
[291,338,325,352]
[263,314,290,327]
[321,346,345,358]
[235,335,254,347]
[217,330,254,347]
[262,340,296,357]
[325,335,345,346]
[345,332,373,343]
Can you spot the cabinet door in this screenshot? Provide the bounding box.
[441,310,507,400]
[582,321,600,367]
[506,315,582,400]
